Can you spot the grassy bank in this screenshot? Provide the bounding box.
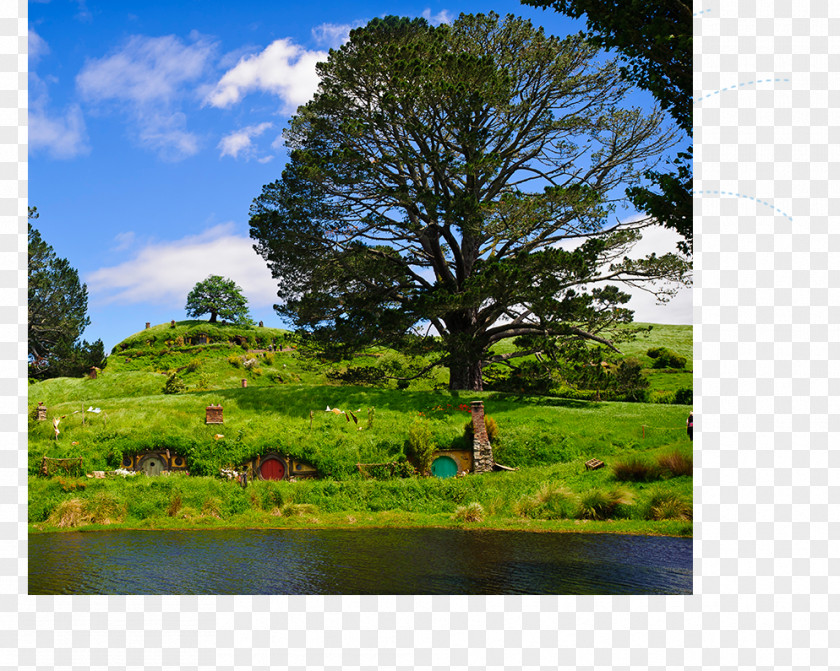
[29,452,692,536]
[29,320,693,537]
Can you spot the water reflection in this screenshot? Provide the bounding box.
[29,529,692,595]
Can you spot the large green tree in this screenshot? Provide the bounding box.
[522,0,692,253]
[250,13,690,391]
[185,275,252,324]
[28,207,104,378]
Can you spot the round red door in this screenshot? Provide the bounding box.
[260,457,285,480]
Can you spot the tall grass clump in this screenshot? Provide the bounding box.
[611,458,661,482]
[657,451,693,477]
[642,490,692,521]
[453,502,484,523]
[47,492,126,528]
[514,482,576,520]
[577,487,633,520]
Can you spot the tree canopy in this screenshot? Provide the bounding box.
[28,207,104,378]
[522,0,692,253]
[184,275,252,324]
[250,13,690,391]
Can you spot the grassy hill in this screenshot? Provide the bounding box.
[29,320,693,535]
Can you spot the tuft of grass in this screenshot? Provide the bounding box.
[611,458,661,482]
[643,490,692,521]
[657,451,693,477]
[47,499,87,528]
[202,497,222,518]
[276,503,318,517]
[514,482,576,520]
[47,493,125,528]
[577,487,633,520]
[453,502,484,523]
[167,491,182,517]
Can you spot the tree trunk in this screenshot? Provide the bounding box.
[449,360,483,391]
[209,312,217,323]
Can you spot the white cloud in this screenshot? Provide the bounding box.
[77,34,213,104]
[28,29,49,62]
[621,225,692,324]
[29,102,90,159]
[29,69,90,159]
[111,231,136,252]
[205,38,327,114]
[422,9,453,25]
[86,224,280,309]
[311,22,360,48]
[77,34,216,161]
[28,33,89,159]
[218,121,273,160]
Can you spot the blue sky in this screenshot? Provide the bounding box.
[29,0,691,353]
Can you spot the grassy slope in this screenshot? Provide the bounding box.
[29,320,694,534]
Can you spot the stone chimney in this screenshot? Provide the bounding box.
[470,400,494,473]
[145,322,150,329]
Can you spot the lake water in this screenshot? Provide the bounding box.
[29,528,692,595]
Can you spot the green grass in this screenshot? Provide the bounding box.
[29,319,694,536]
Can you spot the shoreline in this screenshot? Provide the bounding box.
[29,515,692,538]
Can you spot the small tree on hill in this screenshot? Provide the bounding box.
[185,275,252,324]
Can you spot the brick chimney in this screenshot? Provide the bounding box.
[470,401,493,473]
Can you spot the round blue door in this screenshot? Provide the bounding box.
[431,456,458,478]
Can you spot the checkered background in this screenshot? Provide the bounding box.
[2,1,837,669]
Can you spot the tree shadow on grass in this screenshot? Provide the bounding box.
[208,384,606,417]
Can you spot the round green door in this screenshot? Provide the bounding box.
[431,455,458,479]
[139,454,165,476]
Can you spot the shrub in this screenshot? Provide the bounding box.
[612,458,661,482]
[614,357,649,402]
[647,347,687,369]
[657,451,693,477]
[407,419,437,475]
[453,502,484,523]
[264,352,275,365]
[577,487,633,520]
[186,358,202,373]
[227,355,243,368]
[673,388,693,405]
[163,373,186,394]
